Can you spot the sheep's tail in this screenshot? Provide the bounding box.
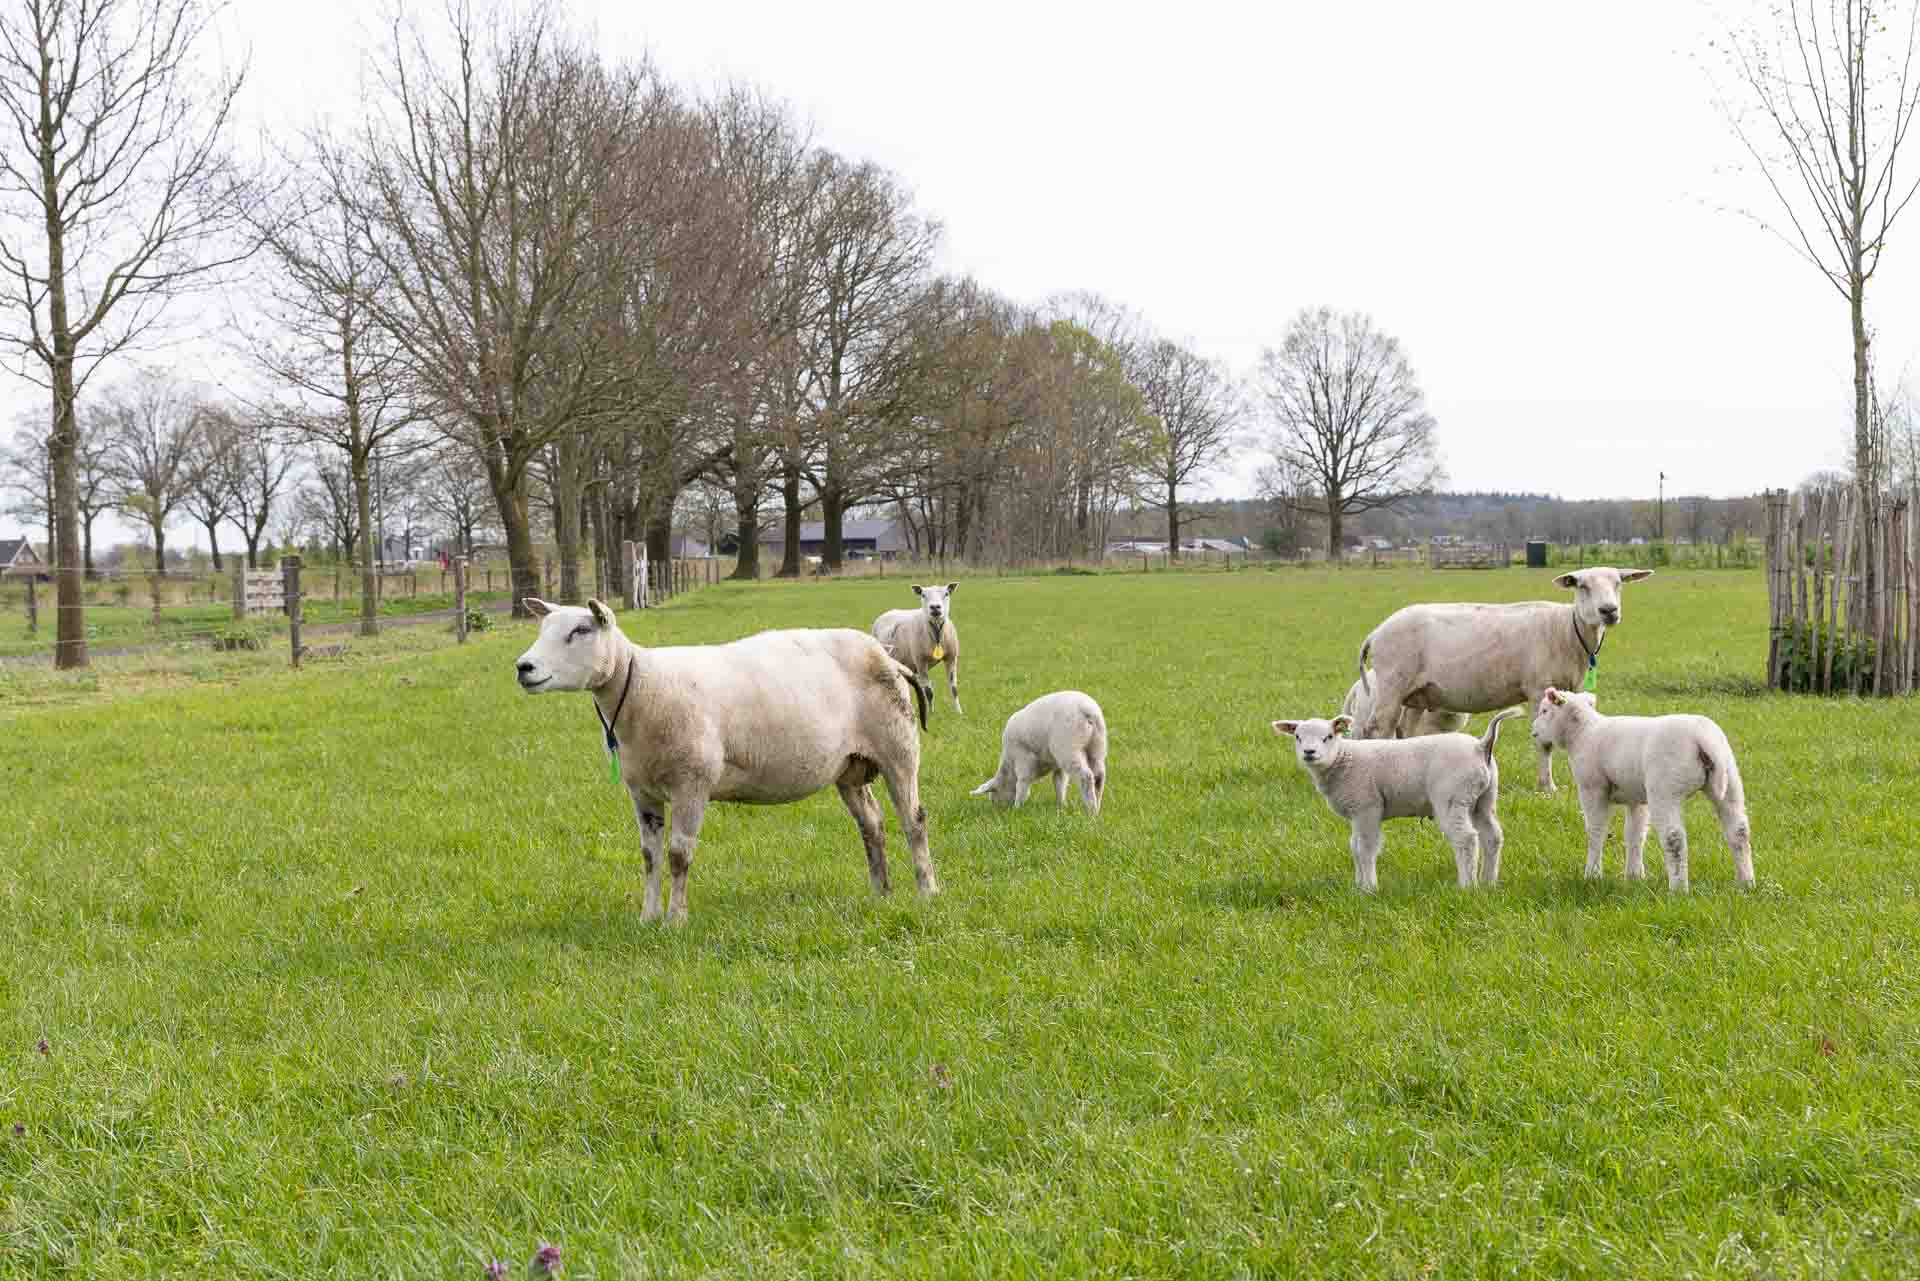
[889,656,928,731]
[1358,634,1374,696]
[1479,707,1522,760]
[1699,728,1736,800]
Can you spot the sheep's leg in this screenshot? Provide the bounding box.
[1622,803,1650,880]
[1534,739,1557,792]
[1715,782,1755,888]
[1052,768,1068,807]
[1349,812,1384,892]
[879,760,939,896]
[1651,798,1689,893]
[1011,768,1033,808]
[837,779,891,894]
[1360,680,1412,741]
[1439,800,1480,889]
[633,802,667,923]
[1471,782,1503,887]
[1578,786,1612,878]
[917,663,936,724]
[1072,762,1101,817]
[946,653,961,714]
[664,793,707,925]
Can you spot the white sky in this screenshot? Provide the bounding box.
[6,0,1911,550]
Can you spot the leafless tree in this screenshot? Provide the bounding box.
[1256,307,1443,562]
[2,414,110,572]
[224,419,298,568]
[178,404,239,569]
[94,369,207,617]
[0,0,256,666]
[297,452,359,561]
[1134,338,1242,560]
[1714,0,1920,526]
[415,443,494,558]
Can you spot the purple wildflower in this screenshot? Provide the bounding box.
[35,1038,48,1056]
[10,1122,22,1138]
[484,1261,508,1280]
[531,1242,562,1275]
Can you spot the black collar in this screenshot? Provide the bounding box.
[1573,613,1605,667]
[593,649,636,755]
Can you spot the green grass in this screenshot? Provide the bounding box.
[3,567,1917,1278]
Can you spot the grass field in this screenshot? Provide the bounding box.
[3,567,1917,1278]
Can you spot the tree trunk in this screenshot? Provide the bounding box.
[777,463,804,578]
[353,458,379,637]
[731,482,761,581]
[1166,481,1181,561]
[821,484,846,572]
[552,438,584,603]
[49,359,87,669]
[498,477,540,615]
[81,513,95,579]
[150,525,168,625]
[1327,501,1345,563]
[1852,271,1877,639]
[202,517,224,571]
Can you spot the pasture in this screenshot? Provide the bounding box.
[2,567,1917,1278]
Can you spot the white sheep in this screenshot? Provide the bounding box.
[873,583,961,719]
[1270,709,1522,891]
[970,690,1107,815]
[514,597,938,925]
[1341,675,1468,738]
[1529,687,1755,892]
[1357,566,1654,790]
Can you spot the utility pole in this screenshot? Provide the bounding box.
[1658,471,1666,541]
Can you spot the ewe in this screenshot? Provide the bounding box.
[1529,687,1755,892]
[971,690,1108,815]
[1271,709,1521,891]
[1356,566,1654,790]
[514,598,938,925]
[873,584,962,719]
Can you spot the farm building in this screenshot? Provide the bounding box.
[0,537,47,580]
[756,519,909,560]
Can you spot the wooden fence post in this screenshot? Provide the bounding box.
[284,555,304,668]
[24,576,35,635]
[455,556,469,644]
[233,562,247,623]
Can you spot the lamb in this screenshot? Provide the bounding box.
[970,690,1107,815]
[873,583,961,720]
[1341,675,1468,738]
[514,597,938,925]
[1270,708,1522,891]
[1356,566,1654,791]
[1528,688,1754,892]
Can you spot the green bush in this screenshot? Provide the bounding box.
[1776,620,1875,692]
[464,607,492,633]
[211,625,268,652]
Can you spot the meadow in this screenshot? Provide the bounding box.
[2,566,1917,1278]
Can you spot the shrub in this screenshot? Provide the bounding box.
[464,607,492,633]
[1776,620,1875,692]
[211,626,267,652]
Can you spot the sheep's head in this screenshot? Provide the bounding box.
[1271,715,1353,770]
[515,597,622,693]
[1530,686,1597,748]
[911,582,957,633]
[1552,566,1653,629]
[969,769,1014,807]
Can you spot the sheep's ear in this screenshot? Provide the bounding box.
[1552,572,1580,589]
[1271,720,1299,737]
[944,582,958,594]
[587,598,614,628]
[523,597,552,618]
[970,779,995,796]
[1621,569,1655,583]
[1545,687,1565,705]
[911,584,925,597]
[1331,715,1354,736]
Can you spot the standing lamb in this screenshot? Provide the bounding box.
[1341,676,1468,738]
[1529,687,1754,892]
[873,583,961,720]
[1355,566,1654,791]
[970,690,1107,815]
[1270,709,1522,891]
[514,597,938,925]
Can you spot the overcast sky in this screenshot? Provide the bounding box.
[7,0,1912,551]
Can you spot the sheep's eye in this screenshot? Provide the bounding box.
[568,625,590,641]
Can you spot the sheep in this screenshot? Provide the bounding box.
[970,690,1107,815]
[1355,566,1654,791]
[873,582,962,720]
[1341,675,1468,738]
[1270,708,1522,891]
[514,597,938,925]
[1528,687,1754,892]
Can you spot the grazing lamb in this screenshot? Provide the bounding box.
[1270,709,1522,891]
[1529,688,1754,892]
[873,583,962,720]
[1356,566,1654,791]
[514,597,938,925]
[1341,676,1468,738]
[970,690,1107,815]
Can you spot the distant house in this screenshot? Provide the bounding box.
[1106,540,1167,556]
[1183,538,1249,555]
[666,534,712,558]
[756,519,909,559]
[0,537,46,580]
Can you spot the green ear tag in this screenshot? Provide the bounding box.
[608,749,621,785]
[1583,663,1597,692]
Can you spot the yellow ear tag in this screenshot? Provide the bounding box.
[931,644,945,661]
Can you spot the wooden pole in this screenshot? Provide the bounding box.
[455,556,468,644]
[233,561,247,623]
[284,555,303,669]
[24,576,36,635]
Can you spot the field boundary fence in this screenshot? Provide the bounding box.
[1765,485,1916,695]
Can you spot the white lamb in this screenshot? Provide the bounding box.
[970,690,1108,815]
[1270,709,1522,891]
[873,583,961,720]
[1529,688,1755,892]
[1341,676,1468,738]
[514,597,938,925]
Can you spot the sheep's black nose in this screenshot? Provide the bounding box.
[1600,607,1620,622]
[516,660,535,675]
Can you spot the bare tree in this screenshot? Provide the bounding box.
[1715,0,1920,524]
[224,419,297,568]
[3,414,109,571]
[1256,307,1443,562]
[297,452,359,561]
[0,0,254,667]
[1134,338,1241,560]
[178,404,238,569]
[415,443,494,558]
[94,370,207,617]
